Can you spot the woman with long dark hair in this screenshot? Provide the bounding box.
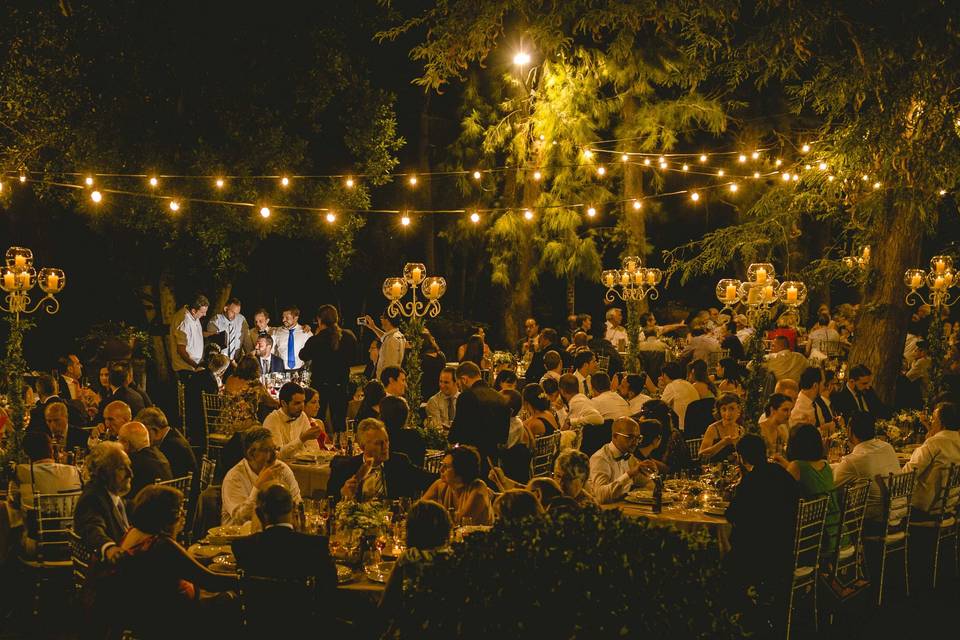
[299,304,358,437]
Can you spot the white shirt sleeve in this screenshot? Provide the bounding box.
[221,468,258,526]
[588,454,632,504]
[568,396,604,427]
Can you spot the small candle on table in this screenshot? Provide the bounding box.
[725,283,737,302]
[620,272,630,286]
[633,271,643,285]
[18,271,30,288]
[934,276,945,290]
[646,271,656,285]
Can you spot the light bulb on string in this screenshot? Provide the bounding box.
[400,214,411,227]
[0,181,4,193]
[259,206,271,218]
[168,200,180,212]
[621,154,629,162]
[791,174,799,182]
[873,181,881,190]
[280,176,290,187]
[90,190,102,203]
[804,165,811,171]
[215,178,225,189]
[775,159,783,167]
[751,151,760,160]
[19,173,26,183]
[738,154,747,163]
[862,174,869,181]
[470,211,480,223]
[753,171,760,179]
[408,176,418,187]
[582,149,593,160]
[690,192,700,202]
[149,176,159,188]
[632,199,642,210]
[801,143,811,153]
[325,212,337,223]
[818,162,828,171]
[596,165,606,176]
[643,158,651,166]
[729,183,739,193]
[828,176,835,182]
[939,189,947,195]
[532,170,542,181]
[473,170,482,180]
[523,209,534,221]
[586,206,596,218]
[717,169,725,177]
[682,164,689,171]
[345,177,355,188]
[699,154,707,163]
[513,51,531,66]
[782,172,791,182]
[84,176,94,186]
[538,134,545,141]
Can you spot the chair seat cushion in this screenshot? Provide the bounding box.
[837,545,856,561]
[793,565,816,579]
[911,516,956,529]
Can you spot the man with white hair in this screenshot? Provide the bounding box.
[87,400,133,448]
[118,421,172,502]
[74,442,132,561]
[604,308,629,350]
[222,427,302,526]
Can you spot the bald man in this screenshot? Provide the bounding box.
[118,421,172,502]
[88,400,133,449]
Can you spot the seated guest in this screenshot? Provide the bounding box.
[526,477,563,509]
[526,328,561,384]
[30,373,87,430]
[87,401,132,448]
[719,321,746,361]
[493,369,519,392]
[33,401,87,453]
[618,373,652,415]
[902,401,960,517]
[97,362,147,419]
[680,324,720,366]
[539,349,564,384]
[521,383,559,438]
[630,419,664,469]
[424,366,458,430]
[501,389,531,448]
[758,394,792,458]
[773,378,799,402]
[139,407,198,481]
[263,382,324,462]
[252,334,285,375]
[541,377,567,425]
[590,373,629,420]
[572,350,597,396]
[832,412,899,523]
[831,364,890,423]
[380,365,407,398]
[302,387,331,449]
[356,380,386,422]
[658,362,699,431]
[118,421,173,502]
[380,394,427,467]
[725,434,799,622]
[232,483,336,585]
[687,360,717,399]
[699,393,744,463]
[777,423,839,550]
[422,445,494,526]
[715,358,745,397]
[449,361,510,467]
[118,485,235,638]
[16,430,82,508]
[588,417,657,504]
[327,418,433,503]
[220,355,278,434]
[638,400,688,473]
[553,449,596,507]
[765,336,808,384]
[790,367,837,439]
[493,489,542,524]
[222,427,302,526]
[559,373,603,429]
[74,442,132,562]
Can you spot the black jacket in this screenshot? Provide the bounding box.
[525,346,561,386]
[26,421,88,453]
[448,380,510,464]
[73,481,128,556]
[254,354,286,375]
[299,328,359,387]
[98,386,146,420]
[30,395,88,430]
[128,446,172,501]
[232,525,337,587]
[831,385,890,423]
[326,453,434,503]
[158,428,198,480]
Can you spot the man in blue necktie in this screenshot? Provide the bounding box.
[274,306,311,372]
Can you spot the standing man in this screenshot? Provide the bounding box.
[207,297,253,361]
[248,308,275,353]
[604,308,629,351]
[425,366,459,430]
[364,310,405,379]
[170,294,209,381]
[448,361,510,468]
[525,328,560,384]
[273,306,312,372]
[517,317,540,358]
[55,354,84,402]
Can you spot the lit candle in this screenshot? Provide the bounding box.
[429,280,440,298]
[755,267,767,284]
[725,284,737,301]
[934,275,945,290]
[633,271,643,285]
[390,282,402,299]
[786,285,798,302]
[18,271,30,289]
[747,286,760,304]
[763,285,774,301]
[411,267,422,284]
[620,272,630,286]
[2,272,13,290]
[935,259,946,274]
[862,246,870,260]
[14,254,25,269]
[46,273,59,290]
[646,271,656,285]
[910,273,922,289]
[603,273,614,287]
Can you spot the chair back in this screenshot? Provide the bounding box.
[819,340,843,359]
[69,530,95,594]
[876,470,916,540]
[930,463,960,525]
[24,490,82,562]
[792,495,829,586]
[595,355,610,374]
[580,420,613,458]
[153,473,193,495]
[706,350,728,376]
[177,380,186,432]
[681,397,715,440]
[238,569,319,633]
[201,391,228,434]
[423,450,445,475]
[685,438,703,463]
[199,456,217,492]
[830,479,870,580]
[531,431,561,478]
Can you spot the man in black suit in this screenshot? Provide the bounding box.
[30,401,88,453]
[30,373,87,430]
[253,335,286,376]
[448,361,510,467]
[831,364,890,423]
[326,418,434,503]
[73,441,132,562]
[524,328,561,385]
[233,483,336,583]
[139,406,197,481]
[55,353,85,404]
[117,421,172,502]
[97,362,147,420]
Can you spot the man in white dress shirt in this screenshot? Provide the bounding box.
[364,311,405,379]
[590,373,630,420]
[658,362,699,431]
[618,373,652,416]
[248,308,275,354]
[831,413,900,522]
[559,374,603,429]
[272,306,312,371]
[572,350,597,397]
[604,308,629,350]
[262,382,324,462]
[380,366,407,397]
[790,368,836,438]
[169,295,209,381]
[902,401,960,517]
[207,297,253,361]
[680,324,720,364]
[588,417,658,504]
[425,366,458,429]
[222,427,302,526]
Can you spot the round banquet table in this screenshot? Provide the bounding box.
[289,462,332,499]
[602,501,732,553]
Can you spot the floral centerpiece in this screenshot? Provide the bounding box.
[490,350,516,372]
[335,499,391,536]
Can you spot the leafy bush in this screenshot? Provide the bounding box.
[388,508,744,639]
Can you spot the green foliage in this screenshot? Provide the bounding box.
[0,316,34,467]
[388,508,744,639]
[78,321,152,363]
[402,317,425,426]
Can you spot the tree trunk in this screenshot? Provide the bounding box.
[566,275,576,316]
[138,283,171,384]
[846,198,922,405]
[157,273,178,384]
[501,164,536,347]
[419,94,435,270]
[211,283,232,316]
[621,97,649,318]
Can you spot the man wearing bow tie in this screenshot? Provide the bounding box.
[263,382,324,462]
[587,417,657,504]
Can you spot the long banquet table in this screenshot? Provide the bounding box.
[601,500,732,553]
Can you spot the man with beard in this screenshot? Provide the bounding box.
[262,382,324,462]
[73,442,133,561]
